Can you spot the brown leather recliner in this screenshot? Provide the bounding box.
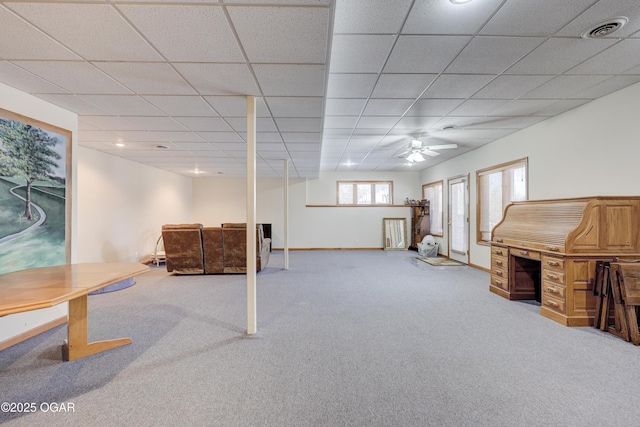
[219,223,270,273]
[162,223,270,274]
[162,224,205,274]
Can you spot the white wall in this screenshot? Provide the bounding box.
[76,146,192,263]
[0,83,78,342]
[0,82,194,344]
[421,81,640,269]
[192,171,422,249]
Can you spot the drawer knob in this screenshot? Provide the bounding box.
[495,270,503,276]
[546,273,559,280]
[547,246,560,252]
[519,250,528,256]
[546,261,560,267]
[495,250,503,255]
[546,300,559,308]
[496,260,503,266]
[546,287,559,294]
[495,238,503,243]
[494,279,502,286]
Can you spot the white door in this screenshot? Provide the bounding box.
[448,175,469,264]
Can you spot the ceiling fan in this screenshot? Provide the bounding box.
[398,138,458,163]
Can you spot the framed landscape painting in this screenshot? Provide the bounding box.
[0,108,71,275]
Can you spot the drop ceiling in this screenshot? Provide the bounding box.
[1,0,639,178]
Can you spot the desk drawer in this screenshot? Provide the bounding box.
[543,270,565,285]
[491,255,507,270]
[491,246,507,257]
[542,294,566,314]
[491,274,508,291]
[543,281,566,299]
[542,255,565,272]
[514,249,540,260]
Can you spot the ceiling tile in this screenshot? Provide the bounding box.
[78,95,164,116]
[35,94,112,116]
[323,116,359,128]
[0,61,68,94]
[488,100,559,117]
[569,39,640,74]
[330,35,396,73]
[422,74,495,98]
[571,75,640,98]
[522,75,611,99]
[173,117,233,132]
[405,99,464,117]
[333,0,412,34]
[281,133,322,143]
[119,5,245,62]
[507,38,617,75]
[326,74,378,98]
[174,63,260,96]
[472,75,554,99]
[384,36,471,73]
[253,64,326,96]
[6,3,163,61]
[402,0,504,34]
[532,99,590,116]
[446,36,544,74]
[480,0,594,36]
[356,117,401,129]
[197,132,245,143]
[266,97,324,117]
[143,96,218,116]
[79,115,140,131]
[12,61,131,94]
[94,63,195,95]
[371,74,437,98]
[228,6,329,63]
[449,99,509,116]
[123,116,188,132]
[362,98,414,116]
[226,117,278,132]
[0,6,79,60]
[324,99,367,116]
[204,96,269,117]
[275,118,323,132]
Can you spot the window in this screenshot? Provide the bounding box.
[422,180,443,236]
[477,158,528,243]
[337,181,393,205]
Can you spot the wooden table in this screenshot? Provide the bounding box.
[0,262,149,361]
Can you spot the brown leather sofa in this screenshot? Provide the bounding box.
[162,223,270,275]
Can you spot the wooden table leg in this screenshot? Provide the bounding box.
[61,294,132,361]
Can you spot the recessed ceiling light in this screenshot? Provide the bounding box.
[450,0,473,4]
[115,142,125,147]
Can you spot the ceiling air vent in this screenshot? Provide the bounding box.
[581,17,628,39]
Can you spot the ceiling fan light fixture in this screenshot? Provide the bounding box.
[407,152,425,163]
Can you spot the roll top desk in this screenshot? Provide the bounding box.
[490,197,640,326]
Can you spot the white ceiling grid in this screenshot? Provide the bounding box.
[0,0,639,178]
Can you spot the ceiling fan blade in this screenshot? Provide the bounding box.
[419,149,440,157]
[423,144,458,150]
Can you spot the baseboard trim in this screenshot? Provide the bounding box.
[272,247,383,251]
[0,316,67,351]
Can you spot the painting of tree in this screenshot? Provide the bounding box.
[0,119,62,220]
[0,109,70,275]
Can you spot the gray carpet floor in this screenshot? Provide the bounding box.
[2,250,640,426]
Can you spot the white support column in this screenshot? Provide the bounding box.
[283,159,289,270]
[246,96,257,335]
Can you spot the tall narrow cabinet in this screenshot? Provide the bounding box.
[409,201,430,250]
